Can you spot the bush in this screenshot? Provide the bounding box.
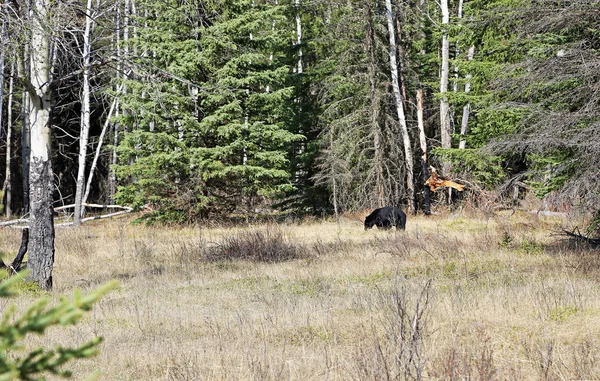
[204,227,305,263]
[0,272,116,380]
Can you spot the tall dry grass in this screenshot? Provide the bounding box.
[1,209,599,380]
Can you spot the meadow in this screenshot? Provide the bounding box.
[1,208,599,380]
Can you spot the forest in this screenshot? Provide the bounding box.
[0,0,599,288]
[2,2,600,378]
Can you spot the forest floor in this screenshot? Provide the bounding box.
[1,208,599,380]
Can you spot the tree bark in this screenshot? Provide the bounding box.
[27,0,55,290]
[385,0,415,213]
[74,0,95,226]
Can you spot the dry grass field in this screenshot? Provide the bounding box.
[1,209,600,380]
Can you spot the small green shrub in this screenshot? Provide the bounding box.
[550,305,579,322]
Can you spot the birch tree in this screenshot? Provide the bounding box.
[27,0,55,290]
[385,0,414,212]
[73,0,95,227]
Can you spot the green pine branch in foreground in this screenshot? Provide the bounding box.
[0,272,117,381]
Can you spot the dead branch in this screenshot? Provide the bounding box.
[424,166,465,192]
[0,218,31,227]
[0,204,133,229]
[10,229,29,273]
[55,207,133,227]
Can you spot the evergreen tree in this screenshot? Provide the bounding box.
[115,0,211,222]
[449,0,600,209]
[192,0,303,216]
[115,0,303,220]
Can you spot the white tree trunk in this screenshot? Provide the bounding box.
[28,0,55,290]
[459,45,475,149]
[83,92,122,207]
[74,0,95,226]
[385,0,414,212]
[439,0,451,149]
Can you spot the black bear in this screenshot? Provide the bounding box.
[364,206,406,231]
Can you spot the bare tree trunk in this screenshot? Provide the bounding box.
[439,0,451,150]
[74,0,95,226]
[366,4,384,207]
[385,0,414,213]
[2,62,15,218]
[417,90,431,215]
[459,45,475,149]
[83,94,120,207]
[27,0,55,290]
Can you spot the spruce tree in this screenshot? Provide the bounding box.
[115,0,303,220]
[192,0,303,216]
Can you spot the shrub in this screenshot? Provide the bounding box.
[204,227,305,262]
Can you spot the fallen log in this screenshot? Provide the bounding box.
[0,203,133,228]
